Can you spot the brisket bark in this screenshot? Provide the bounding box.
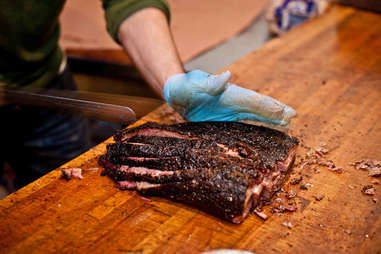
[99,121,298,224]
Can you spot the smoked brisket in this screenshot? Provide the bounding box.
[99,121,298,223]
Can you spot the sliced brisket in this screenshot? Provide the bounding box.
[99,121,298,224]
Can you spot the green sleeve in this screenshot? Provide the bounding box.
[103,0,171,43]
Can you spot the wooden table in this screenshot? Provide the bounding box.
[1,5,380,254]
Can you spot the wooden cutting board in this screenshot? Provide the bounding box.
[0,5,380,254]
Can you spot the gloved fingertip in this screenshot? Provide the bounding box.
[221,70,231,79]
[212,71,231,85]
[204,71,231,95]
[283,106,297,120]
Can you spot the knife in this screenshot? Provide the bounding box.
[0,86,163,124]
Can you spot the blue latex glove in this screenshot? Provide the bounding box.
[164,70,296,126]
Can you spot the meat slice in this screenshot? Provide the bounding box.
[100,121,298,224]
[61,167,83,180]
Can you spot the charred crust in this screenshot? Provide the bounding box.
[100,121,298,223]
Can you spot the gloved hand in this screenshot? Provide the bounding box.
[163,70,296,126]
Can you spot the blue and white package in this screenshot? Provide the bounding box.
[266,0,328,35]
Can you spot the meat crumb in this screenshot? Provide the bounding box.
[348,185,355,190]
[371,180,380,185]
[286,190,297,199]
[362,185,376,195]
[272,204,297,213]
[329,167,344,174]
[305,183,314,188]
[318,160,335,168]
[368,167,381,177]
[313,195,325,201]
[372,198,378,203]
[351,159,381,173]
[284,205,297,212]
[270,205,297,214]
[254,209,268,220]
[344,229,352,235]
[61,167,83,180]
[313,167,321,174]
[282,221,293,229]
[290,176,303,185]
[315,150,324,157]
[315,147,328,157]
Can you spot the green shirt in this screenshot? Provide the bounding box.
[0,0,170,88]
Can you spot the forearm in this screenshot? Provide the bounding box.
[118,8,184,99]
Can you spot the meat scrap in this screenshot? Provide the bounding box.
[329,167,344,174]
[60,167,98,180]
[254,209,269,220]
[362,185,376,196]
[344,229,352,235]
[297,148,344,174]
[282,221,293,229]
[350,159,381,178]
[99,121,299,224]
[290,176,303,185]
[315,147,329,157]
[318,160,335,169]
[351,159,381,174]
[286,190,297,199]
[368,167,381,177]
[271,204,297,213]
[61,168,83,180]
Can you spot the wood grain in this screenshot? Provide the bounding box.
[1,5,381,254]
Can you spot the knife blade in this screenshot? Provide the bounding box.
[0,86,163,124]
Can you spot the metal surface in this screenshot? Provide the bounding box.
[0,86,163,124]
